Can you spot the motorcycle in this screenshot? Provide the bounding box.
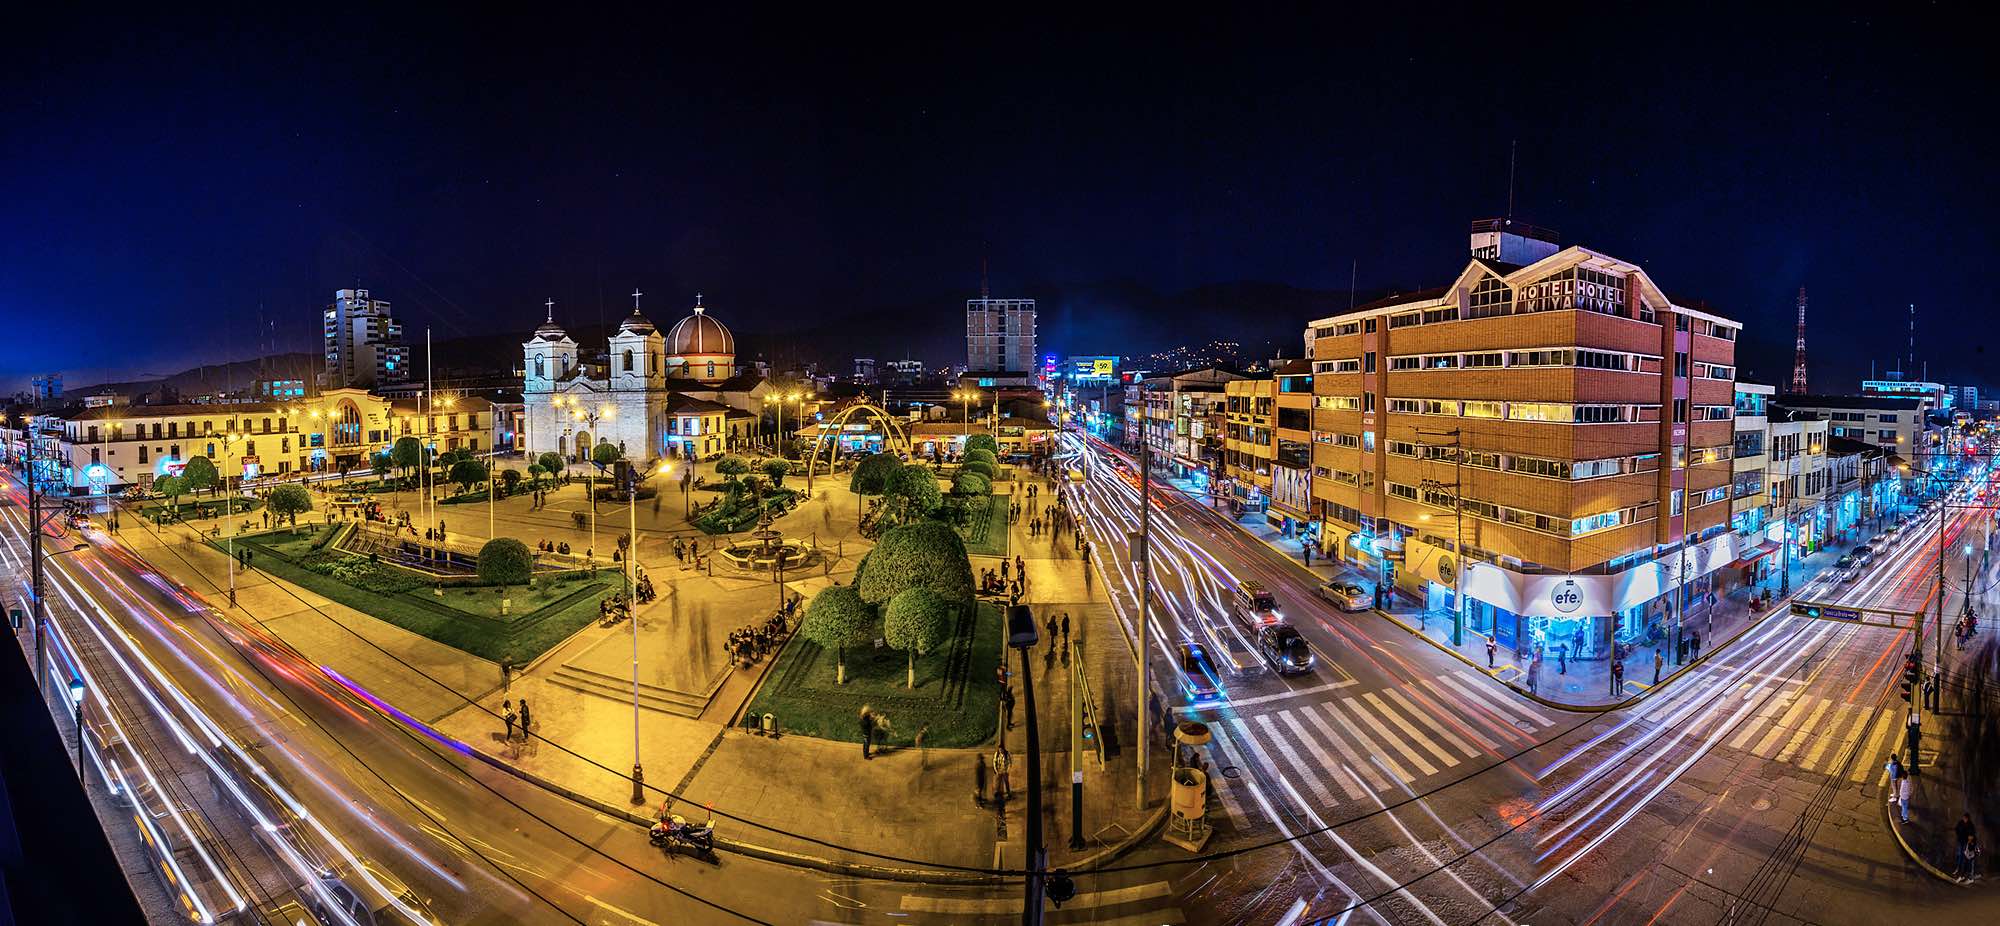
[648,803,717,858]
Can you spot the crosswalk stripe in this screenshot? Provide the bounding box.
[1801,702,1869,773]
[1726,691,1790,751]
[1203,727,1254,826]
[1441,672,1553,727]
[1410,675,1531,748]
[1343,696,1439,777]
[1644,676,1714,723]
[1297,703,1383,795]
[1276,708,1366,800]
[1364,691,1461,767]
[1255,713,1341,807]
[1775,697,1833,763]
[1750,695,1813,757]
[1854,710,1901,785]
[1320,700,1415,784]
[1452,669,1556,725]
[1383,687,1488,757]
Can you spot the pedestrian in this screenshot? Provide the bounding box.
[502,699,516,741]
[916,723,930,770]
[1045,616,1058,649]
[1654,648,1664,685]
[1690,630,1702,660]
[1302,543,1313,567]
[993,748,1013,804]
[517,699,532,741]
[1885,754,1904,799]
[1000,559,1010,582]
[859,706,876,760]
[1611,657,1625,695]
[1485,637,1497,668]
[1001,685,1016,730]
[501,660,512,692]
[1061,612,1071,647]
[1955,814,1980,882]
[974,753,988,807]
[1896,770,1913,823]
[1557,643,1568,675]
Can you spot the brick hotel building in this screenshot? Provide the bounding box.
[1305,220,1743,659]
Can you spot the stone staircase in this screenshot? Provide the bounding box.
[546,663,715,718]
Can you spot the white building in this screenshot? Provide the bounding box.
[520,295,766,465]
[1774,393,1929,458]
[966,298,1036,373]
[322,288,410,389]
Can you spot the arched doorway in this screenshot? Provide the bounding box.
[573,430,591,463]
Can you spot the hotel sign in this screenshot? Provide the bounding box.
[1516,276,1626,314]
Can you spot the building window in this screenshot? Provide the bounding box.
[138,446,148,464]
[1466,276,1512,319]
[1334,321,1361,336]
[623,349,634,372]
[1462,401,1503,419]
[262,417,272,432]
[1462,351,1504,368]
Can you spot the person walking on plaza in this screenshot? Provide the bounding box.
[502,699,516,742]
[1654,647,1664,685]
[1896,769,1913,823]
[1486,637,1497,668]
[1046,616,1058,651]
[1061,612,1071,648]
[1885,754,1904,801]
[859,706,877,760]
[1557,643,1568,675]
[1611,657,1625,695]
[1690,630,1701,660]
[973,754,988,808]
[993,748,1012,806]
[1955,814,1980,882]
[517,699,532,742]
[1001,685,1016,730]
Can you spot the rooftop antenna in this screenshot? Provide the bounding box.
[1908,303,1916,381]
[1790,286,1809,394]
[981,251,990,302]
[1506,138,1518,220]
[1348,259,1358,311]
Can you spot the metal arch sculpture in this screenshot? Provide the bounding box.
[803,401,912,492]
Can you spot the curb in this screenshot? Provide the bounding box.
[1883,792,1967,885]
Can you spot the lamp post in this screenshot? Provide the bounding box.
[627,460,667,804]
[562,398,615,560]
[69,676,87,781]
[1006,606,1049,925]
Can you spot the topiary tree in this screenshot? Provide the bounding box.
[590,440,622,474]
[799,584,877,685]
[500,468,522,495]
[153,474,185,511]
[856,519,973,609]
[537,451,565,480]
[963,447,998,467]
[181,455,219,496]
[526,463,546,487]
[883,587,955,688]
[449,459,488,494]
[961,460,998,480]
[964,433,999,456]
[715,455,749,485]
[477,537,533,585]
[850,452,903,496]
[267,484,312,531]
[952,471,991,496]
[371,451,393,483]
[760,457,790,487]
[885,465,943,523]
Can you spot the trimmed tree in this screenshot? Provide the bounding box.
[961,460,998,481]
[849,452,902,496]
[590,440,622,474]
[526,463,546,487]
[537,451,565,480]
[963,448,998,467]
[952,471,991,497]
[800,584,876,685]
[181,455,219,496]
[449,458,488,495]
[885,465,943,523]
[267,484,312,531]
[153,474,185,513]
[883,587,955,688]
[963,433,999,456]
[760,457,790,487]
[856,519,974,608]
[392,437,425,482]
[500,468,522,495]
[371,451,393,483]
[715,455,750,485]
[477,537,533,586]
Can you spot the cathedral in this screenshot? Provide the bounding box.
[521,293,769,465]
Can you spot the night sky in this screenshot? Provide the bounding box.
[5,9,1994,392]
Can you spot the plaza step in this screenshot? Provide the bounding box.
[546,663,711,717]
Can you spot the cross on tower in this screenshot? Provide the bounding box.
[544,298,555,323]
[694,292,704,313]
[631,288,643,312]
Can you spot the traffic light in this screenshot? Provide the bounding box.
[1900,652,1920,701]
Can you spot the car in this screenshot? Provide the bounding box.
[1853,544,1875,565]
[1230,581,1282,627]
[1257,624,1316,675]
[1177,642,1224,702]
[1316,577,1373,612]
[1833,554,1860,584]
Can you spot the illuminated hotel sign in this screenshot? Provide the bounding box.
[1515,275,1625,314]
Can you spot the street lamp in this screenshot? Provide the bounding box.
[68,676,87,781]
[626,459,668,805]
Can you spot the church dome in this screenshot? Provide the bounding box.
[532,320,571,342]
[617,308,657,336]
[666,296,734,356]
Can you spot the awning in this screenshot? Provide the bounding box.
[1725,540,1780,569]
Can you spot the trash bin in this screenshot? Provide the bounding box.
[761,712,775,735]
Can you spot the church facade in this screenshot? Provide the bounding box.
[521,294,767,465]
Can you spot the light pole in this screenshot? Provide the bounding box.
[1417,427,1466,647]
[1006,606,1048,925]
[627,460,666,805]
[69,676,87,781]
[561,398,615,560]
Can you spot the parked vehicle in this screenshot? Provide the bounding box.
[1316,577,1372,612]
[1177,642,1224,702]
[1257,624,1316,675]
[650,801,718,859]
[1833,554,1860,584]
[1853,544,1875,565]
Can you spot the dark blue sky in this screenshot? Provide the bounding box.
[4,9,1993,392]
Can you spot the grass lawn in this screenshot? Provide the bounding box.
[744,600,1002,749]
[218,530,616,665]
[960,492,1009,558]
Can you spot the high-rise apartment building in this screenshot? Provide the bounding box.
[966,298,1036,373]
[1305,219,1742,660]
[322,288,410,389]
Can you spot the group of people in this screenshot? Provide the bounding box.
[727,611,792,667]
[672,536,708,570]
[501,697,533,744]
[981,554,1029,604]
[536,539,574,556]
